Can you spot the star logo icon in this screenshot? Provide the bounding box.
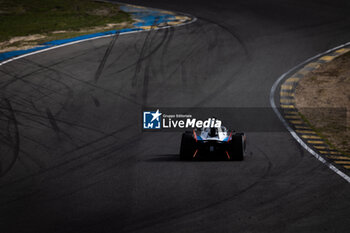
[150,109,162,122]
[143,109,162,129]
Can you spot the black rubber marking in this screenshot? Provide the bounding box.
[92,96,100,107]
[46,108,60,133]
[94,33,119,82]
[0,98,20,178]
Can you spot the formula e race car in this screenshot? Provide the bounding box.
[180,126,246,161]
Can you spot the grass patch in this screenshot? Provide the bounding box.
[0,0,132,49]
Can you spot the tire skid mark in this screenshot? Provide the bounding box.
[0,132,142,206]
[132,32,155,87]
[159,20,234,85]
[191,20,219,52]
[139,26,175,106]
[46,108,60,133]
[253,157,333,220]
[45,130,141,182]
[0,48,100,90]
[91,96,100,107]
[0,105,114,139]
[43,143,157,221]
[19,59,74,117]
[2,54,138,114]
[94,34,119,83]
[160,26,175,78]
[195,62,247,107]
[16,112,102,147]
[121,144,272,233]
[132,17,167,87]
[0,122,134,189]
[0,98,20,178]
[61,123,133,156]
[20,59,140,105]
[0,6,198,207]
[9,111,81,157]
[108,28,170,78]
[163,43,204,83]
[138,23,202,103]
[11,140,45,169]
[106,41,134,69]
[1,71,69,102]
[198,16,250,58]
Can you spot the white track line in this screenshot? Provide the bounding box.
[270,42,350,183]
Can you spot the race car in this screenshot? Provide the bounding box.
[180,126,246,161]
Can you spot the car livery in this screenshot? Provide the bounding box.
[180,126,246,160]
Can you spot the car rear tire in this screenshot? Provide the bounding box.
[180,133,196,160]
[229,134,245,161]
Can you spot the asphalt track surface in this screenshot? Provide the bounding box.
[1,0,350,232]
